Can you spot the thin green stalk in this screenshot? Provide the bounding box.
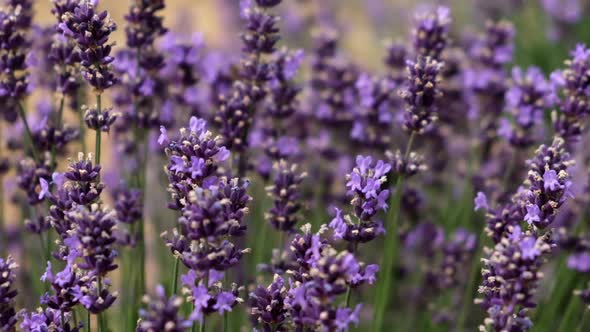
[223,272,229,332]
[344,286,352,308]
[17,102,39,162]
[456,227,485,330]
[198,270,210,332]
[51,96,66,168]
[577,309,588,332]
[94,94,102,166]
[87,310,91,332]
[97,276,103,332]
[79,111,87,154]
[557,294,581,332]
[171,256,180,294]
[372,132,416,331]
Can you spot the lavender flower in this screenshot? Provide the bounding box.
[136,285,192,332]
[248,274,289,331]
[523,137,574,229]
[124,0,167,50]
[401,56,443,134]
[0,3,31,121]
[40,262,87,313]
[352,73,397,148]
[465,20,514,152]
[384,41,407,82]
[386,149,428,178]
[286,242,374,331]
[432,229,477,290]
[83,105,118,132]
[500,67,555,148]
[241,0,281,56]
[265,160,306,233]
[111,184,142,225]
[161,117,230,210]
[310,29,358,125]
[65,204,118,275]
[477,226,552,332]
[0,256,18,330]
[412,6,451,60]
[552,44,590,142]
[181,270,242,323]
[16,157,51,205]
[59,1,117,92]
[20,307,82,332]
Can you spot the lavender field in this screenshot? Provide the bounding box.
[1,0,590,331]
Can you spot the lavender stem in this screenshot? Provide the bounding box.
[94,94,102,167]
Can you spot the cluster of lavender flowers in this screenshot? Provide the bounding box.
[4,1,590,332]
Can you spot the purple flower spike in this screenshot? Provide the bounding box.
[163,117,230,209]
[552,44,590,142]
[266,160,306,232]
[249,274,289,330]
[523,137,574,229]
[59,1,118,92]
[412,6,451,60]
[503,66,555,148]
[401,56,443,134]
[477,226,552,331]
[136,285,192,332]
[0,256,18,330]
[0,2,31,121]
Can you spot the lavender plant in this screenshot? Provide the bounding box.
[3,1,590,332]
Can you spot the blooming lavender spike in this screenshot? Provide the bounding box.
[136,285,192,332]
[40,262,88,313]
[401,56,443,134]
[124,0,167,50]
[523,137,574,229]
[20,307,82,332]
[0,256,18,331]
[65,204,118,275]
[477,226,552,332]
[248,274,289,331]
[412,6,451,60]
[501,66,555,148]
[162,116,230,210]
[0,3,31,121]
[265,160,306,233]
[352,73,397,148]
[552,44,590,142]
[59,1,117,92]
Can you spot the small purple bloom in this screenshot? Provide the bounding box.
[543,169,560,190]
[213,292,236,315]
[474,192,489,211]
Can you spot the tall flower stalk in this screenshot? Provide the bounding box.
[373,7,448,330]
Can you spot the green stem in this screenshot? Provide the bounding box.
[17,102,39,162]
[577,309,589,332]
[345,286,352,308]
[79,111,87,154]
[372,132,416,331]
[97,276,103,332]
[171,256,180,294]
[456,227,485,330]
[94,94,102,166]
[87,310,91,332]
[51,96,66,169]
